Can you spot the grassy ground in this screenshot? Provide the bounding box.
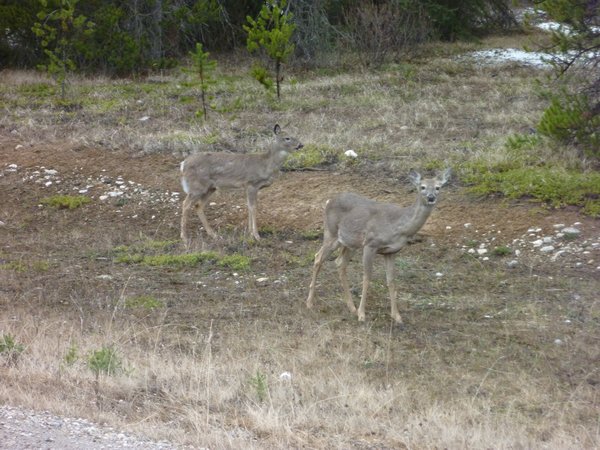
[0,32,599,449]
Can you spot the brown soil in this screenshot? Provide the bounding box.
[2,137,596,246]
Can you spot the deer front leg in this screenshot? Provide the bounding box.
[383,254,402,323]
[336,247,357,314]
[246,186,260,240]
[358,246,377,322]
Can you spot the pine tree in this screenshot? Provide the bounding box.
[244,0,296,99]
[536,0,600,157]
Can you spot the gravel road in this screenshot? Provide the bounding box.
[0,405,180,449]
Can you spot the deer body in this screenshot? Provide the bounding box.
[180,125,303,245]
[306,169,451,323]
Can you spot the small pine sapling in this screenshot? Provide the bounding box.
[244,0,296,99]
[188,42,217,120]
[32,0,94,101]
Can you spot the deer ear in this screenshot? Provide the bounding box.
[273,124,281,135]
[408,169,421,187]
[439,168,452,186]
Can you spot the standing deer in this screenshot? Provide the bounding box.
[306,168,451,323]
[180,124,303,246]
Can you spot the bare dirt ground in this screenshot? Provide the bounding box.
[1,136,599,448]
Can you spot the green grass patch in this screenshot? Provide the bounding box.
[218,254,251,271]
[112,239,250,271]
[283,143,339,170]
[492,246,512,257]
[40,195,91,209]
[462,160,600,217]
[124,295,165,309]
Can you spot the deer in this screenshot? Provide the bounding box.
[306,168,451,323]
[180,124,303,246]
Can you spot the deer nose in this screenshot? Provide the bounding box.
[427,194,436,203]
[296,144,304,149]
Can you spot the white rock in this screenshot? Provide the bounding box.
[279,371,292,381]
[435,272,443,278]
[554,339,563,345]
[344,149,358,158]
[507,260,518,268]
[44,169,58,175]
[532,239,543,247]
[540,245,555,253]
[543,236,553,244]
[464,223,472,228]
[139,116,150,121]
[553,223,565,229]
[477,248,488,255]
[445,226,452,230]
[99,195,108,201]
[562,227,581,236]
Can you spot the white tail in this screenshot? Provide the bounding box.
[180,124,303,246]
[306,168,451,323]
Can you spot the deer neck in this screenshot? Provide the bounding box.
[264,144,289,169]
[397,196,434,237]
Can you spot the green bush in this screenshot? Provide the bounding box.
[538,94,599,159]
[463,165,600,216]
[40,195,90,209]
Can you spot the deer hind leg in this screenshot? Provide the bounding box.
[246,186,260,240]
[181,193,205,246]
[336,247,357,314]
[192,188,217,239]
[383,254,402,323]
[357,246,377,322]
[306,234,340,309]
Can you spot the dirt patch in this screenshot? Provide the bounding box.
[2,137,597,245]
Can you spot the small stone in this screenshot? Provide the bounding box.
[477,248,488,255]
[553,223,565,229]
[507,260,518,268]
[562,227,581,236]
[532,239,543,247]
[279,371,292,381]
[554,339,563,345]
[540,245,555,253]
[542,236,553,244]
[344,149,358,158]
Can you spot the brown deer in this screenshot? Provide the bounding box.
[306,168,451,323]
[180,124,303,246]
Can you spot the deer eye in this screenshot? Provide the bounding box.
[435,186,440,191]
[285,137,291,142]
[420,186,426,191]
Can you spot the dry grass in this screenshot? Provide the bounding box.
[1,34,599,449]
